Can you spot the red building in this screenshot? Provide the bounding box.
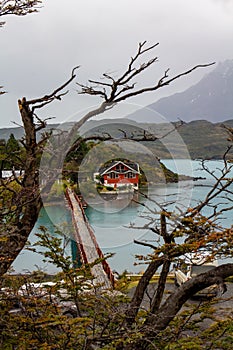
[97,161,140,190]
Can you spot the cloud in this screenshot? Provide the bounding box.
[1,0,233,127]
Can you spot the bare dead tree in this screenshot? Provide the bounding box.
[0,67,77,278]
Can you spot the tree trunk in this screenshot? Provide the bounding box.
[0,98,42,279]
[149,259,171,314]
[125,264,233,350]
[125,258,164,325]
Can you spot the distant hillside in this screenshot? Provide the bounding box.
[81,119,233,160]
[0,122,75,141]
[172,119,233,159]
[1,119,233,159]
[179,120,233,159]
[0,127,27,140]
[126,60,233,123]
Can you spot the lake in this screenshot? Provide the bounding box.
[13,159,233,274]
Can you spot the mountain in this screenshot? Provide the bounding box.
[126,60,233,123]
[0,122,75,141]
[178,119,233,159]
[0,127,27,140]
[1,118,233,160]
[80,118,233,160]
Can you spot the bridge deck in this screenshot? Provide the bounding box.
[66,189,113,290]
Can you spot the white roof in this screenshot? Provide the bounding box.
[2,170,24,178]
[101,161,140,176]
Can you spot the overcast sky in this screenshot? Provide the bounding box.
[1,0,233,127]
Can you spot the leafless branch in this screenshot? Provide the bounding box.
[0,85,6,94]
[0,1,42,20]
[113,62,215,103]
[134,240,158,250]
[25,66,80,111]
[76,41,214,108]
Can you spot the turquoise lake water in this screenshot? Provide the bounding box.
[13,159,233,274]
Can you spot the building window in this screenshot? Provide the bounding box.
[126,172,136,178]
[116,164,125,172]
[108,172,118,179]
